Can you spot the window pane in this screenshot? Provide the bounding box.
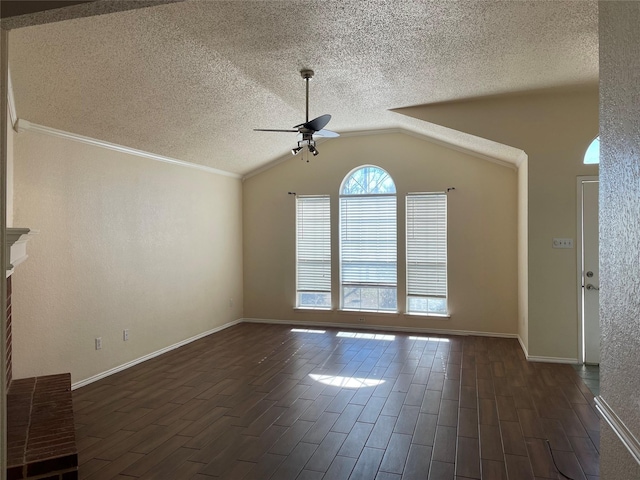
[298,292,331,308]
[584,136,599,164]
[408,296,447,315]
[341,165,396,195]
[343,287,397,311]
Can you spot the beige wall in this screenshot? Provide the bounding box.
[11,130,243,384]
[244,132,518,335]
[600,2,640,477]
[397,87,599,360]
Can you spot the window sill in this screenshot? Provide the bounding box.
[339,309,400,317]
[404,312,451,319]
[294,307,332,312]
[292,308,450,319]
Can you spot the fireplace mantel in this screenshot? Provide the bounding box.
[6,228,38,278]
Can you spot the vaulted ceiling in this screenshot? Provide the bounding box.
[8,1,598,175]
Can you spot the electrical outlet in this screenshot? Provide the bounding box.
[123,329,129,341]
[552,238,574,249]
[229,298,234,308]
[358,317,366,323]
[95,337,102,350]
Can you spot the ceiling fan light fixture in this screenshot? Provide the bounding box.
[254,69,339,159]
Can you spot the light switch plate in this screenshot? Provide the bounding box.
[552,238,574,248]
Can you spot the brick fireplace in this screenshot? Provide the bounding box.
[6,229,78,479]
[6,275,12,389]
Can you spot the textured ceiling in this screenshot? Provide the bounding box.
[8,0,598,175]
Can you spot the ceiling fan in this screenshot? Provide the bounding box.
[254,69,339,157]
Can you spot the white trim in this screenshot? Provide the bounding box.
[576,175,599,365]
[71,318,242,390]
[596,395,640,467]
[241,317,519,339]
[14,119,241,179]
[242,127,522,180]
[517,334,529,358]
[7,67,17,130]
[525,355,578,364]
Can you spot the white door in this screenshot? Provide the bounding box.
[582,180,600,364]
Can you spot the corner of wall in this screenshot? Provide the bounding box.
[517,155,529,351]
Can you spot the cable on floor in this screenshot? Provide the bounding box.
[545,439,577,480]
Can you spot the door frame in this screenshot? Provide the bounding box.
[576,175,599,364]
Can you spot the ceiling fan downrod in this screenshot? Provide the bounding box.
[300,69,314,123]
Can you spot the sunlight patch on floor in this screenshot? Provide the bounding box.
[309,374,385,388]
[291,328,327,334]
[336,331,395,341]
[409,336,450,342]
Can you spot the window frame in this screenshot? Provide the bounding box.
[406,192,449,316]
[295,195,332,310]
[339,165,398,313]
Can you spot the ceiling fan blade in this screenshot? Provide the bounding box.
[294,114,331,132]
[314,129,340,138]
[253,129,298,133]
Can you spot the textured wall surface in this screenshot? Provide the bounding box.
[244,133,518,335]
[11,130,243,384]
[600,2,640,477]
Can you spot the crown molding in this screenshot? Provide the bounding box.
[14,119,241,179]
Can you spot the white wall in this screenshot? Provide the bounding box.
[599,2,640,477]
[243,132,518,336]
[11,130,243,384]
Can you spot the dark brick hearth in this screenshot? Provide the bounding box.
[7,374,78,480]
[6,276,12,389]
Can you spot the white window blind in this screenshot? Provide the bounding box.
[340,195,397,311]
[296,196,331,308]
[406,193,448,314]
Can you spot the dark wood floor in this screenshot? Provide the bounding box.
[72,323,600,480]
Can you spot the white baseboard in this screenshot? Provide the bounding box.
[241,317,519,339]
[525,355,579,364]
[596,395,640,467]
[516,334,578,364]
[517,335,529,358]
[71,318,243,390]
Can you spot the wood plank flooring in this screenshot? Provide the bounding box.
[72,323,600,479]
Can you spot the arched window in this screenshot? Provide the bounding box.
[584,136,600,164]
[340,166,397,312]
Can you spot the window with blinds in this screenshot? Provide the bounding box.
[340,166,397,312]
[296,196,331,308]
[406,193,448,315]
